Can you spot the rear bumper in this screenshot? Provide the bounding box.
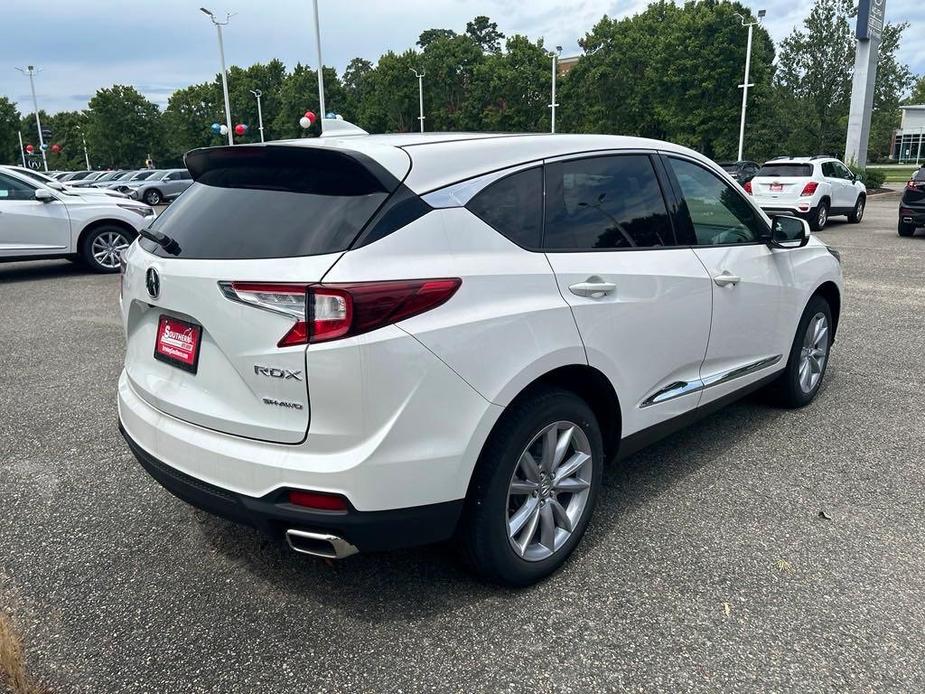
[120,422,464,552]
[899,207,925,226]
[756,202,814,217]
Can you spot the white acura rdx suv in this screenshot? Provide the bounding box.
[118,134,843,586]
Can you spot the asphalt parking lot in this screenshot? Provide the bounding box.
[1,193,924,693]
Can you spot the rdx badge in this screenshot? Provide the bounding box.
[254,365,303,381]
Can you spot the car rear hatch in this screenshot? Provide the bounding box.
[121,143,409,444]
[902,170,925,214]
[751,163,814,205]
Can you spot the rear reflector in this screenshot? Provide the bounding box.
[800,182,818,196]
[221,278,461,347]
[288,490,348,511]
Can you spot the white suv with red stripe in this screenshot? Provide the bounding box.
[745,157,866,230]
[118,134,843,586]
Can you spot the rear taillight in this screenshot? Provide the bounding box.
[221,279,461,347]
[800,182,818,196]
[907,179,920,191]
[743,180,752,194]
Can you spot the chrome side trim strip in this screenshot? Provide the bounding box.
[640,355,783,408]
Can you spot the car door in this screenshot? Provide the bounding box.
[0,173,71,258]
[160,172,182,198]
[542,153,714,436]
[834,162,859,208]
[662,155,798,406]
[821,161,849,209]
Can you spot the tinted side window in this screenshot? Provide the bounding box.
[0,173,37,201]
[544,155,673,250]
[667,157,766,246]
[821,162,836,177]
[467,167,543,248]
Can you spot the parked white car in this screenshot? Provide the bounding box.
[745,156,867,230]
[118,134,843,585]
[6,165,129,199]
[0,166,155,272]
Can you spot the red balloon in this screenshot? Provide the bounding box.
[25,144,34,153]
[305,111,316,123]
[234,123,247,136]
[51,143,62,154]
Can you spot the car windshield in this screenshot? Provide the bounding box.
[719,163,739,173]
[116,171,137,180]
[757,163,813,177]
[96,171,119,182]
[131,171,157,181]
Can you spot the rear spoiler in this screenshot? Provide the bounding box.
[184,144,399,196]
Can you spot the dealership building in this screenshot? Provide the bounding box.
[891,105,925,163]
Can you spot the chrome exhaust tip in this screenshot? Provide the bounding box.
[285,529,359,560]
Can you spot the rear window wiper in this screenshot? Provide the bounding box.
[139,227,181,256]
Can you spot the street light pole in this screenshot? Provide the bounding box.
[549,46,561,134]
[16,65,48,171]
[410,69,425,133]
[735,10,765,162]
[201,8,235,145]
[17,131,26,167]
[250,89,265,142]
[312,0,326,121]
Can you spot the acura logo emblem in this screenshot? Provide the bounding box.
[145,268,160,298]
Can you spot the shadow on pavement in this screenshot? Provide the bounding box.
[190,389,788,621]
[0,259,93,284]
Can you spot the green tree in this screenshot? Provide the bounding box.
[868,23,913,161]
[561,1,774,158]
[0,97,22,164]
[163,82,222,164]
[356,50,420,132]
[471,35,550,131]
[909,75,925,104]
[417,28,456,49]
[421,33,485,130]
[466,16,505,53]
[85,85,164,168]
[342,58,374,121]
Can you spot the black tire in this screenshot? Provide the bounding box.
[458,387,604,587]
[80,225,134,273]
[143,189,162,205]
[898,221,916,237]
[809,200,829,231]
[768,295,833,408]
[847,195,865,223]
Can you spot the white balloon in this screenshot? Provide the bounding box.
[335,114,344,120]
[299,116,312,129]
[219,124,229,135]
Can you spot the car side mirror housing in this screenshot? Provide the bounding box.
[765,215,809,249]
[34,188,56,203]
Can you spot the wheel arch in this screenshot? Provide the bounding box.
[491,364,622,462]
[77,218,139,254]
[811,280,841,338]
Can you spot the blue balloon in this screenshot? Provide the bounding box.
[210,123,221,134]
[326,112,335,119]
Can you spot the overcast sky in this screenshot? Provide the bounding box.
[2,0,923,115]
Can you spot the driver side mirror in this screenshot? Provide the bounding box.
[34,188,56,203]
[764,215,809,249]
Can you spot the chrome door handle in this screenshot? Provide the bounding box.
[569,278,617,298]
[712,271,741,287]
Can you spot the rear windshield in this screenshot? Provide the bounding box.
[719,163,738,173]
[915,167,925,181]
[757,163,812,177]
[140,146,395,259]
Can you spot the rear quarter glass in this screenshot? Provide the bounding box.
[140,146,399,260]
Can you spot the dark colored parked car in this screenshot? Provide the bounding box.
[899,167,925,237]
[718,160,761,184]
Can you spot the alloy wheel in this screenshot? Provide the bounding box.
[91,231,129,270]
[507,421,593,562]
[798,312,829,393]
[855,200,864,222]
[817,205,828,228]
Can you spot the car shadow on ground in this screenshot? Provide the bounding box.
[0,259,93,284]
[191,389,788,621]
